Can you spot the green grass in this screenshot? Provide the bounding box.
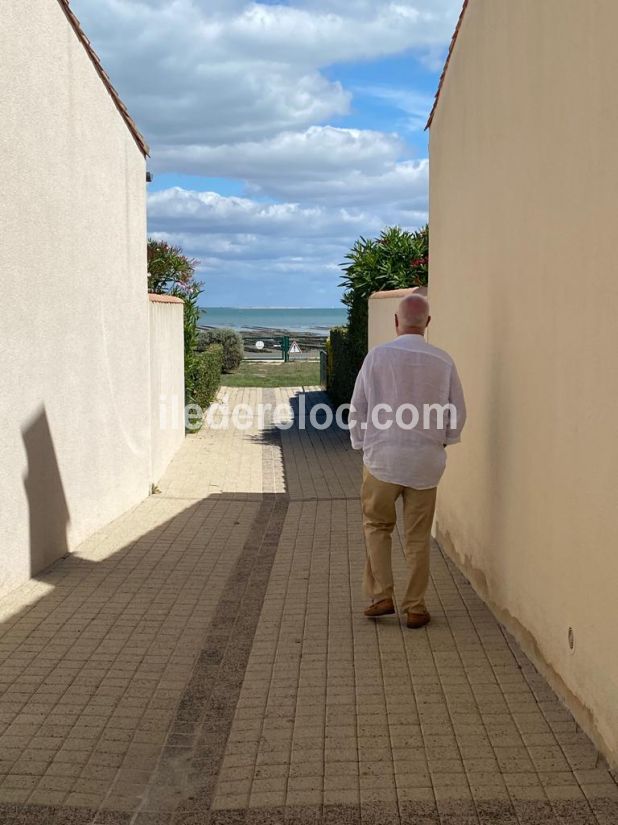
[221,359,321,387]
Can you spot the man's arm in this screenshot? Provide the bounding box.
[349,359,369,450]
[445,364,466,446]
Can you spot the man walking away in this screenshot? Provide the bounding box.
[349,294,466,629]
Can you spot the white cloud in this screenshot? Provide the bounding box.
[153,125,405,178]
[217,3,451,66]
[71,1,349,146]
[152,128,428,209]
[147,187,427,300]
[251,159,430,207]
[70,0,455,303]
[71,0,461,149]
[148,188,382,238]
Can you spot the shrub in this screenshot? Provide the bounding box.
[339,225,428,306]
[327,327,363,407]
[339,225,429,364]
[196,328,244,373]
[327,225,429,406]
[193,344,223,410]
[147,240,199,293]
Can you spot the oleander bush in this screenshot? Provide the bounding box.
[196,328,244,373]
[327,225,429,404]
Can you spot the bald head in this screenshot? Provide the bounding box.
[396,294,431,335]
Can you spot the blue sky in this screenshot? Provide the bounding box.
[72,0,462,307]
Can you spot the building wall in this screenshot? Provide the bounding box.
[149,296,185,485]
[428,0,618,763]
[368,287,428,349]
[0,1,150,596]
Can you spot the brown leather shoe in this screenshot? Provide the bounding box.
[364,598,395,618]
[406,609,431,629]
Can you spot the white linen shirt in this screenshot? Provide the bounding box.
[349,334,466,489]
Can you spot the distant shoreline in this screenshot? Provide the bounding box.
[198,306,345,338]
[198,306,341,311]
[198,324,329,340]
[199,305,347,339]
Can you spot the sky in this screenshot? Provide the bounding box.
[71,0,463,307]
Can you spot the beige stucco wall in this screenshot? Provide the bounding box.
[429,0,618,763]
[0,1,150,596]
[149,296,186,485]
[368,287,428,349]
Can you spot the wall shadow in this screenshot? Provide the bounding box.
[21,405,71,577]
[245,389,348,444]
[1,394,607,823]
[0,488,288,824]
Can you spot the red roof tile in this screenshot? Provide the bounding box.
[370,286,428,300]
[56,0,149,156]
[148,293,184,304]
[425,0,471,130]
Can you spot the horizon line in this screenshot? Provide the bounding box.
[198,305,345,310]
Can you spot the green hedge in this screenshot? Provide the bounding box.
[327,326,364,407]
[196,328,244,373]
[193,344,224,409]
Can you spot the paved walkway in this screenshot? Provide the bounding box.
[0,388,616,825]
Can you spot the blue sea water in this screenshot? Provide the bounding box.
[198,306,347,335]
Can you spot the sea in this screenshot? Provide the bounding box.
[198,306,347,336]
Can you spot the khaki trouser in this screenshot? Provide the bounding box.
[362,466,437,614]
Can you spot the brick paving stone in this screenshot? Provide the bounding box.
[0,388,614,825]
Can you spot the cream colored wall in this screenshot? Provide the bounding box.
[429,0,618,763]
[368,287,427,349]
[149,297,186,485]
[0,1,150,596]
